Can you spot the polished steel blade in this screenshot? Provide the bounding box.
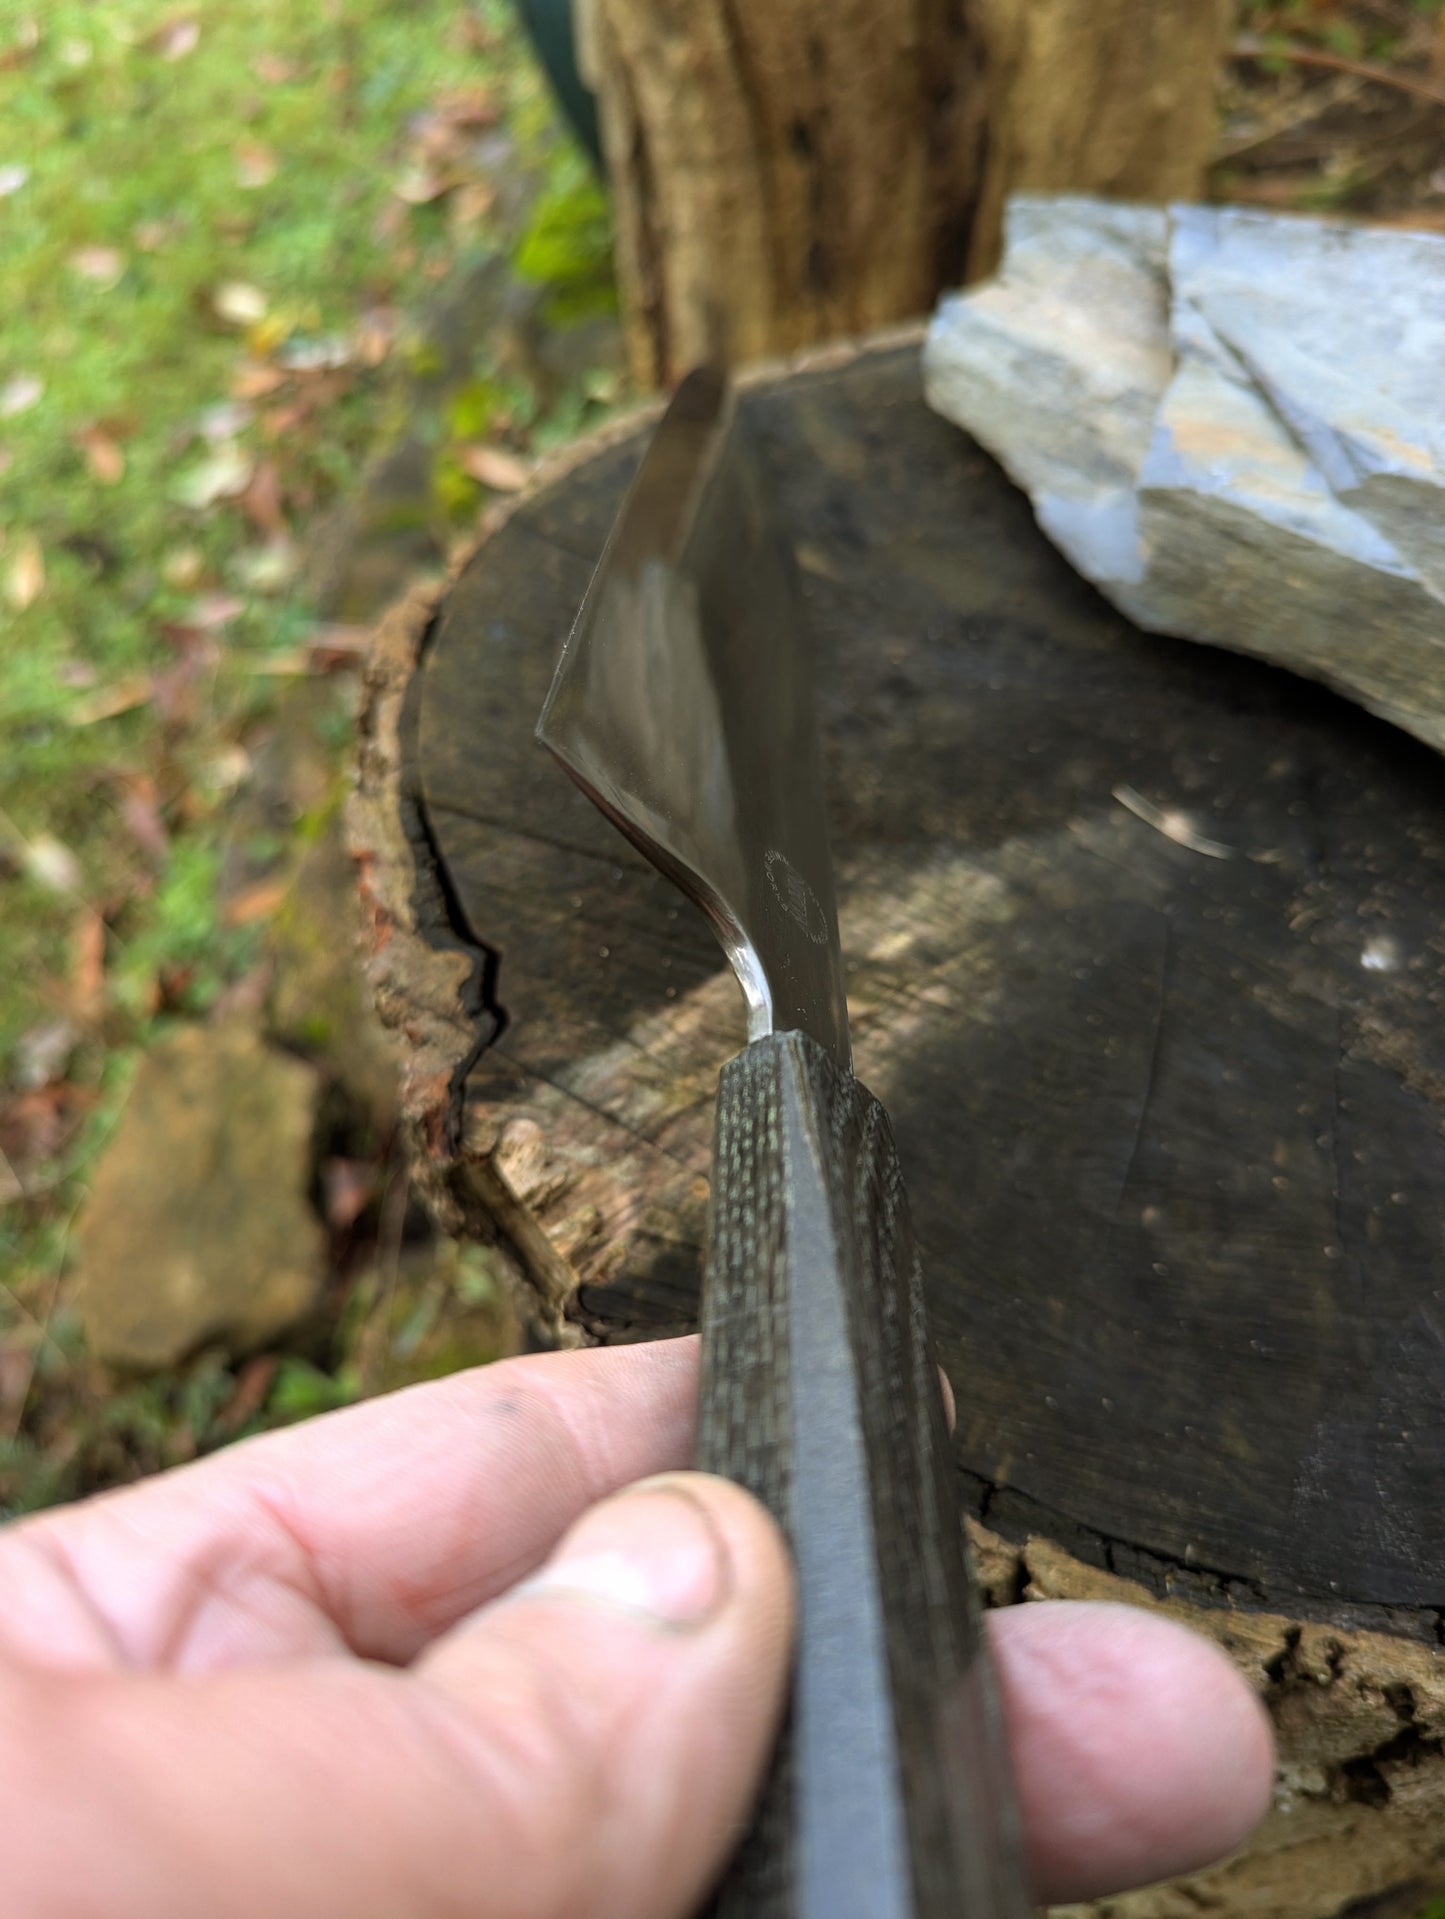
[536,367,850,1069]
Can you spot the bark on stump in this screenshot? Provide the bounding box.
[349,338,1445,1919]
[577,0,1233,383]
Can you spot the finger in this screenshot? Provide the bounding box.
[0,1339,701,1674]
[6,1474,794,1919]
[991,1600,1275,1903]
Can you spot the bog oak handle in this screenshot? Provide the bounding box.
[696,1031,1031,1919]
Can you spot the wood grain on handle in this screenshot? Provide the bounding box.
[697,1031,1031,1919]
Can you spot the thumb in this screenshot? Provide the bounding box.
[417,1471,795,1919]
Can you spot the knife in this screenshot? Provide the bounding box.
[537,367,1031,1919]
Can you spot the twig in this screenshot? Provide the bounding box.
[1231,32,1445,110]
[1214,73,1363,163]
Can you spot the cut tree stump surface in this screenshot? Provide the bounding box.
[352,337,1445,1918]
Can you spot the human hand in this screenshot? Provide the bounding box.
[0,1338,1272,1918]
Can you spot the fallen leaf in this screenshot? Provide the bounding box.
[15,1018,77,1090]
[56,660,97,689]
[458,444,532,492]
[232,361,286,400]
[69,245,124,287]
[448,180,496,233]
[116,775,168,867]
[162,545,206,590]
[6,534,44,610]
[323,1157,377,1232]
[151,16,199,59]
[212,281,267,327]
[75,425,124,484]
[185,591,246,629]
[173,443,253,509]
[24,832,81,896]
[0,164,28,197]
[133,217,180,252]
[239,460,287,537]
[68,675,152,725]
[71,912,106,1016]
[393,164,456,206]
[434,84,498,129]
[200,743,252,793]
[215,1353,280,1432]
[235,141,277,189]
[0,19,39,74]
[199,400,254,441]
[148,646,215,728]
[223,877,289,927]
[234,541,294,593]
[278,336,352,372]
[252,53,300,85]
[0,373,42,418]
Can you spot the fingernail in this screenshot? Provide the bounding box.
[522,1477,733,1629]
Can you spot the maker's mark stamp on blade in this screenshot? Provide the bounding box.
[766,849,829,945]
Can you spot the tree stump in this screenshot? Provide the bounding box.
[350,337,1445,1919]
[577,0,1232,383]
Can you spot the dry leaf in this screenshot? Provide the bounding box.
[68,674,152,726]
[458,444,532,492]
[448,181,496,233]
[15,1018,77,1090]
[223,877,289,927]
[0,164,28,197]
[278,337,352,372]
[173,443,253,509]
[232,361,287,400]
[75,425,124,484]
[151,16,199,59]
[212,281,267,327]
[161,545,206,590]
[201,743,252,793]
[133,217,180,252]
[71,914,106,1016]
[24,833,81,896]
[252,53,300,85]
[393,164,456,206]
[0,373,42,418]
[434,84,498,129]
[117,776,169,866]
[6,534,44,610]
[199,400,254,441]
[69,245,124,287]
[235,141,277,189]
[239,460,287,537]
[234,540,294,593]
[185,591,246,629]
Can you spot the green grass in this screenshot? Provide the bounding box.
[0,0,617,1507]
[0,0,576,1062]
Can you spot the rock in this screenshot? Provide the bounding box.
[924,196,1445,754]
[77,1023,324,1369]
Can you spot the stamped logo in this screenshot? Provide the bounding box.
[764,849,830,945]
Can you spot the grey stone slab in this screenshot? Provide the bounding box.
[924,196,1445,754]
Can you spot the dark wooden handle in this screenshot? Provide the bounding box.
[696,1031,1031,1919]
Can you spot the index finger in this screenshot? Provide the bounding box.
[0,1338,700,1676]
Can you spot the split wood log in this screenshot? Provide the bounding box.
[349,338,1445,1919]
[576,0,1232,383]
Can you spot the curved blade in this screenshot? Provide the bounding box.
[537,367,850,1069]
